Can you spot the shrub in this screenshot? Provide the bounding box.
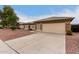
[66,30,72,35]
[0,27,3,29]
[0,25,3,29]
[10,26,16,30]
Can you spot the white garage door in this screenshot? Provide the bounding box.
[42,23,66,34]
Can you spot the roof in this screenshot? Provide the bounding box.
[19,22,35,25]
[34,17,74,23]
[19,17,74,24]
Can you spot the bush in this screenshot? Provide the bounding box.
[66,30,72,35]
[0,27,3,29]
[10,26,16,30]
[0,25,3,29]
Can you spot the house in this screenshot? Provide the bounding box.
[19,17,74,34]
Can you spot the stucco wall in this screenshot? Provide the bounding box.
[36,24,42,31]
[25,25,29,30]
[65,21,71,31]
[19,25,24,29]
[19,20,71,34]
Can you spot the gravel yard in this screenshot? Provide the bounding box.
[0,29,34,41]
[66,33,79,54]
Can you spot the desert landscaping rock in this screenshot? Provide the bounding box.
[66,33,79,54]
[0,29,34,41]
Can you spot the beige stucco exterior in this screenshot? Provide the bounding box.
[65,21,71,31]
[19,22,70,34]
[19,25,25,29]
[25,25,29,30]
[42,23,65,34]
[19,17,73,34]
[36,23,42,32]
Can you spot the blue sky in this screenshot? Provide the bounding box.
[0,5,79,24]
[11,5,76,16]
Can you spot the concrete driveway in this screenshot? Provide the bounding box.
[5,33,65,54]
[0,40,17,54]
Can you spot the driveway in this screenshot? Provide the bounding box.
[5,33,65,54]
[0,40,17,54]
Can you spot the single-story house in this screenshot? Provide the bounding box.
[19,17,74,34]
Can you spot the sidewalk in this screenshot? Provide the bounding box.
[0,40,17,54]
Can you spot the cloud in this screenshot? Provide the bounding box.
[16,11,53,23]
[56,7,79,24]
[16,6,79,24]
[15,11,42,23]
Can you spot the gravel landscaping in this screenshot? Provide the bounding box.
[66,33,79,54]
[0,29,34,41]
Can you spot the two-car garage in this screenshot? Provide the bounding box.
[34,17,73,34]
[42,23,65,34]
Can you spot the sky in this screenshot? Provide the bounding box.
[0,5,79,24]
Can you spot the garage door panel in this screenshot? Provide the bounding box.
[42,23,65,34]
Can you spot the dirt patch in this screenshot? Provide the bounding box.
[66,33,79,54]
[0,29,34,41]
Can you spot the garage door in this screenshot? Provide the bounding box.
[42,23,66,34]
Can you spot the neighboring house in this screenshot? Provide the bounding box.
[19,17,74,34]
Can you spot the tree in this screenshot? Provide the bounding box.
[0,10,3,20]
[0,10,5,28]
[0,10,2,19]
[1,5,19,29]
